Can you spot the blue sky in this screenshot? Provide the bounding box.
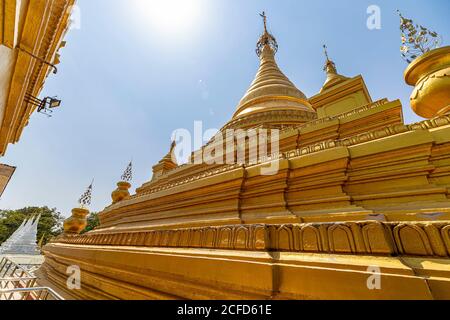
[1,0,449,216]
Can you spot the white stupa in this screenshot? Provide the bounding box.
[0,215,41,255]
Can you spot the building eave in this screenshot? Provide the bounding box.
[0,0,76,156]
[0,162,15,197]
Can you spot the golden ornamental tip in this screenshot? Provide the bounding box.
[256,11,278,57]
[397,10,442,63]
[78,179,93,208]
[323,44,330,61]
[120,161,133,182]
[322,44,337,74]
[260,11,268,33]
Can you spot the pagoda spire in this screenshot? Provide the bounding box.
[233,12,312,119]
[261,11,268,33]
[163,140,177,163]
[256,11,279,57]
[320,44,348,92]
[323,45,338,74]
[151,140,178,181]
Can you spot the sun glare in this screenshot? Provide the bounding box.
[133,0,203,36]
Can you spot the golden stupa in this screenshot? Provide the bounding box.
[37,13,450,300]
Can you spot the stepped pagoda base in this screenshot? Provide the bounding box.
[38,220,450,300]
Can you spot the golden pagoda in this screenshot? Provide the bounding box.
[37,13,450,300]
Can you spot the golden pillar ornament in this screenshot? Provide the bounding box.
[398,11,449,118]
[63,181,93,234]
[111,181,131,204]
[111,161,132,204]
[63,207,90,234]
[404,46,450,118]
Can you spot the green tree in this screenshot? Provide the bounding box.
[0,206,64,246]
[81,212,99,234]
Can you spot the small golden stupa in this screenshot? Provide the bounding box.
[37,12,450,300]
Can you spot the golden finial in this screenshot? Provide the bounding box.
[120,161,133,182]
[112,162,132,205]
[322,44,337,74]
[162,139,178,164]
[65,181,92,234]
[170,139,176,153]
[78,179,94,208]
[260,11,268,33]
[256,11,278,57]
[397,10,442,63]
[323,44,330,61]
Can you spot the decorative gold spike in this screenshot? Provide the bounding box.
[260,11,268,33]
[256,12,278,57]
[323,44,337,74]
